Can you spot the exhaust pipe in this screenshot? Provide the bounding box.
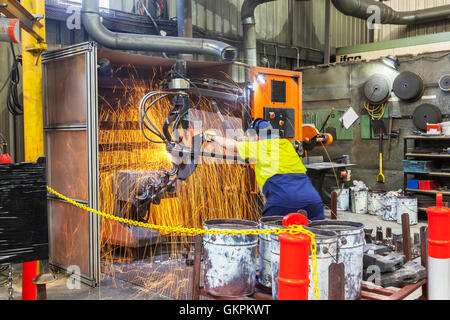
[241,0,276,67]
[241,0,311,68]
[332,0,450,25]
[81,0,237,61]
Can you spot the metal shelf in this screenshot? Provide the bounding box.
[405,153,450,158]
[406,188,450,196]
[405,171,450,177]
[404,135,450,140]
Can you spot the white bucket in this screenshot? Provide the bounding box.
[382,195,398,221]
[440,122,450,136]
[368,190,385,216]
[353,190,368,214]
[396,197,418,225]
[333,188,350,211]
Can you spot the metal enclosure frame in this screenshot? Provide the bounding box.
[41,41,242,288]
[42,42,100,286]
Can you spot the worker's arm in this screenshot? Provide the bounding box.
[203,130,238,152]
[204,130,256,161]
[213,135,238,152]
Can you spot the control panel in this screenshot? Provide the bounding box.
[263,107,296,138]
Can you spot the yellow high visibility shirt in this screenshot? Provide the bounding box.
[237,138,307,190]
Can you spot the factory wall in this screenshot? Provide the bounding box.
[168,0,367,54]
[167,0,367,50]
[373,0,450,42]
[302,51,450,195]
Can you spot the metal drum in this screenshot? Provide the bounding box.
[270,232,281,300]
[353,189,369,214]
[396,196,418,225]
[258,216,283,288]
[368,190,385,216]
[309,220,365,300]
[203,219,259,297]
[304,227,338,300]
[333,188,350,211]
[270,227,338,300]
[382,195,398,221]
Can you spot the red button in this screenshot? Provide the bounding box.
[269,112,275,119]
[279,120,285,126]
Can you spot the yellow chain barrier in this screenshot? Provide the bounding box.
[46,185,320,300]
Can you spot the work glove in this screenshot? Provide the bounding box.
[203,130,217,142]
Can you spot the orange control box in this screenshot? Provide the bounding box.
[250,67,303,141]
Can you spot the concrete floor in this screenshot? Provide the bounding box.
[0,210,427,301]
[325,209,428,235]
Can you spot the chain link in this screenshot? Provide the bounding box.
[47,186,320,300]
[8,264,13,300]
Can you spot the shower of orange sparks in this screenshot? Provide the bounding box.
[97,66,259,299]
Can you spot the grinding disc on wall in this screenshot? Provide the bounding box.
[439,74,450,92]
[393,71,424,102]
[412,104,442,131]
[364,74,391,104]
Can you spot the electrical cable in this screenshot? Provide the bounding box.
[139,91,189,145]
[47,6,175,31]
[2,43,23,116]
[364,101,386,120]
[140,0,161,35]
[139,0,168,58]
[139,92,171,143]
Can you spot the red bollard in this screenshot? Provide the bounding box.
[22,261,37,300]
[277,213,310,300]
[426,193,450,300]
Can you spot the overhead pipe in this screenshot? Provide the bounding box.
[81,0,237,61]
[331,0,450,25]
[241,0,311,69]
[241,0,273,67]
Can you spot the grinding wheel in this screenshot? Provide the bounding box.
[364,74,391,104]
[412,104,442,131]
[393,71,424,102]
[439,74,450,92]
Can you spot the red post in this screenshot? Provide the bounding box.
[22,261,37,300]
[427,193,450,260]
[277,213,310,300]
[426,193,450,300]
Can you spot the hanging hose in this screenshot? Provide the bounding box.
[0,43,23,116]
[139,0,168,58]
[364,101,387,120]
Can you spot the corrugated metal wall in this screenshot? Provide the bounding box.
[374,0,450,42]
[167,0,367,51]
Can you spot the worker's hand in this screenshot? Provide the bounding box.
[203,130,218,142]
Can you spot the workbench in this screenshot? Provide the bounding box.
[305,162,356,203]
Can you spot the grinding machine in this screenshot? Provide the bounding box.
[110,62,334,253]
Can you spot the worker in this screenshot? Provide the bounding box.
[203,120,325,221]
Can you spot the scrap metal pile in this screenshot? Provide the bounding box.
[363,226,426,288]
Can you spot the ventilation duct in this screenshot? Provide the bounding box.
[81,0,237,61]
[332,0,450,25]
[241,0,311,68]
